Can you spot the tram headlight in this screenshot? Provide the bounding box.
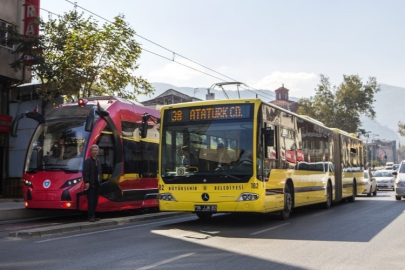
[159,193,177,201]
[237,193,259,201]
[23,179,33,188]
[61,178,82,188]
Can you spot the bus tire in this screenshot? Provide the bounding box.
[196,212,213,220]
[347,181,356,202]
[280,184,293,220]
[323,182,332,209]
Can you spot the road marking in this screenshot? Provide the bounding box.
[136,253,195,270]
[250,223,290,235]
[35,216,193,243]
[311,210,333,217]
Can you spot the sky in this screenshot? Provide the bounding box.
[39,0,405,98]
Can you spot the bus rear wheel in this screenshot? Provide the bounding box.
[323,182,332,209]
[280,184,292,220]
[196,212,213,220]
[347,181,356,202]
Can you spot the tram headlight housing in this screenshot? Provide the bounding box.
[159,193,177,201]
[61,178,82,188]
[237,192,259,201]
[23,179,33,188]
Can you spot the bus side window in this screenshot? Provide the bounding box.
[97,131,115,175]
[123,139,140,174]
[140,141,158,177]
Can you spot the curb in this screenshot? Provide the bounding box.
[9,212,191,238]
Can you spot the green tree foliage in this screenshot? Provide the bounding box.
[3,10,154,101]
[297,74,380,135]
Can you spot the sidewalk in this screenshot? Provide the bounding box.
[8,211,190,239]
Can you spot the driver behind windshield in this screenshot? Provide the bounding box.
[215,143,232,171]
[180,146,198,169]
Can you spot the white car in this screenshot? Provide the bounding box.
[374,170,395,190]
[393,161,405,200]
[361,170,377,196]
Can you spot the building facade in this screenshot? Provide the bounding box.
[0,0,33,196]
[269,84,299,112]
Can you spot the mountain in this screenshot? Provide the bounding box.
[144,82,404,145]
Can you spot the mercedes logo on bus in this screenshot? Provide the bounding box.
[202,193,210,202]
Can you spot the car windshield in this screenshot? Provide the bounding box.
[364,171,369,179]
[25,120,91,173]
[373,171,393,177]
[161,120,254,184]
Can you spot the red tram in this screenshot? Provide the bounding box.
[12,97,160,212]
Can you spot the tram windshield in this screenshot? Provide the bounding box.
[25,120,91,173]
[161,120,254,184]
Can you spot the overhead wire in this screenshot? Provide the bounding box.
[40,1,276,100]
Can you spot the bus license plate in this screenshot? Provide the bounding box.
[195,205,217,212]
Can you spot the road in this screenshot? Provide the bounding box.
[1,190,404,270]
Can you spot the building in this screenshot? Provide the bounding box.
[141,89,201,109]
[1,0,35,196]
[365,139,397,167]
[269,84,299,113]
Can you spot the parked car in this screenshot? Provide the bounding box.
[393,161,405,200]
[385,162,394,170]
[361,170,377,196]
[374,170,395,190]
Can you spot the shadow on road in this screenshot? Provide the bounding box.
[156,194,405,243]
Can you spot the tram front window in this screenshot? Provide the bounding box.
[25,121,91,173]
[161,120,254,184]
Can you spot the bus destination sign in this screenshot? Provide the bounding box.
[165,104,252,123]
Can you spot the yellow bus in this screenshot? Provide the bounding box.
[158,98,364,219]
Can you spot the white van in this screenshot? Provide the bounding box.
[386,162,394,170]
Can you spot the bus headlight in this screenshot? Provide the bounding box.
[61,178,82,188]
[237,193,259,201]
[159,193,177,201]
[23,179,33,188]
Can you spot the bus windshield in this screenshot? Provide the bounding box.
[25,120,91,173]
[161,120,254,184]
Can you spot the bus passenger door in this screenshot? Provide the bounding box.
[262,123,278,210]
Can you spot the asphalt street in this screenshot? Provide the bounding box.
[1,190,404,270]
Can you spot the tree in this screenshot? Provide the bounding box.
[2,10,154,102]
[398,120,405,137]
[297,74,380,135]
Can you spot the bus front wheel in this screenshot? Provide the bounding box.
[280,184,293,220]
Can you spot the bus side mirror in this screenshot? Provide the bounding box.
[85,107,96,132]
[85,115,94,132]
[140,121,148,138]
